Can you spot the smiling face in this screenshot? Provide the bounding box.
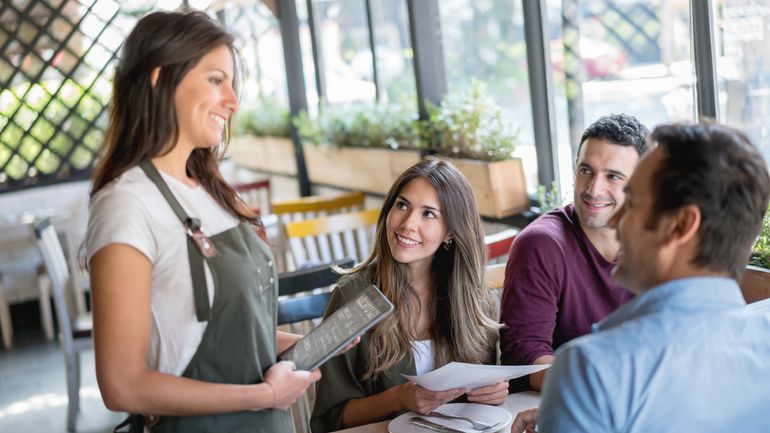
[173,44,238,151]
[611,147,667,294]
[573,138,639,232]
[385,177,452,275]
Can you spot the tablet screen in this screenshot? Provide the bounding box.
[280,284,393,371]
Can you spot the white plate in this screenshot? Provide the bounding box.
[387,403,513,433]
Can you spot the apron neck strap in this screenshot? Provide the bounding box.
[139,161,201,231]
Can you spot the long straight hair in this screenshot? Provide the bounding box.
[345,159,501,379]
[91,11,258,225]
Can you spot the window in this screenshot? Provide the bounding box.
[715,0,770,164]
[439,0,536,192]
[548,0,696,196]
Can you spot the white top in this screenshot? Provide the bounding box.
[86,166,238,375]
[412,340,434,375]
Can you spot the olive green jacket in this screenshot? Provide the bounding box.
[309,268,417,433]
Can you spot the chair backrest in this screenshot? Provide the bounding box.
[284,209,379,269]
[33,218,76,348]
[277,259,353,326]
[484,228,518,264]
[233,179,271,216]
[485,262,507,321]
[273,191,365,223]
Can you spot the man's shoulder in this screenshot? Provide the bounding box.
[514,206,580,250]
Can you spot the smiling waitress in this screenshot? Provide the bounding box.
[85,11,317,432]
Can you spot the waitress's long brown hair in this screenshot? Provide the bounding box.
[91,11,258,225]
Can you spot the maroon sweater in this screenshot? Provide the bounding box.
[500,204,633,366]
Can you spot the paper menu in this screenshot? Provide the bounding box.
[402,362,550,391]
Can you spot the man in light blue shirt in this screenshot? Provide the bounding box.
[512,122,770,433]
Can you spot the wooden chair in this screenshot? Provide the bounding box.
[276,259,353,433]
[284,209,379,270]
[270,192,366,271]
[485,228,518,264]
[273,191,365,223]
[33,218,93,432]
[233,179,271,216]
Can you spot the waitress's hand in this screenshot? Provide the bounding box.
[395,382,465,415]
[263,361,321,410]
[466,379,509,405]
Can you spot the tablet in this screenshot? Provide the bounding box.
[280,284,393,371]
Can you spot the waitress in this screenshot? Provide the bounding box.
[86,11,317,432]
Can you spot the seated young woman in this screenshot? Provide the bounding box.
[310,158,507,432]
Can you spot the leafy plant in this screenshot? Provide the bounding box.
[293,103,425,151]
[750,205,770,269]
[233,97,291,137]
[424,79,519,161]
[536,181,563,213]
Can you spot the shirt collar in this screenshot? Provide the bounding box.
[593,276,746,333]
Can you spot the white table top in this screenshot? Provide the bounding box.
[333,391,540,433]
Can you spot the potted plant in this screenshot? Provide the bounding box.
[741,206,770,303]
[228,97,297,176]
[423,80,529,218]
[293,104,423,194]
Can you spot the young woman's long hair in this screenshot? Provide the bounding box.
[346,158,501,379]
[90,11,258,224]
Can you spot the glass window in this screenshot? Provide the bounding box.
[370,0,416,109]
[314,0,376,105]
[548,0,696,197]
[226,2,287,105]
[439,0,537,193]
[715,0,770,164]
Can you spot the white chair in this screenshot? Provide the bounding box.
[283,209,379,269]
[33,217,93,432]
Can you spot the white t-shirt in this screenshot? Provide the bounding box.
[412,340,434,375]
[86,166,238,376]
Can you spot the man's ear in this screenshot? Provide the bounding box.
[664,204,701,247]
[150,67,161,88]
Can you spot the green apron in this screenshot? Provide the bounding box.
[138,162,292,433]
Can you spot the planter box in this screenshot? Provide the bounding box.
[740,265,770,303]
[443,157,530,218]
[302,145,421,195]
[228,135,297,176]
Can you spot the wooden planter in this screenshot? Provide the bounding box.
[302,145,421,195]
[228,135,297,176]
[443,157,530,218]
[740,265,770,303]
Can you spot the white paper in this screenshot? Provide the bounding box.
[402,362,550,391]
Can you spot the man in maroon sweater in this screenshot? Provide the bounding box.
[501,114,649,391]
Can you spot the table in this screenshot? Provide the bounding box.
[333,391,540,433]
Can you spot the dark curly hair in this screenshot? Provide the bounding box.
[578,113,650,158]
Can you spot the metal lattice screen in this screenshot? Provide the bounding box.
[0,0,140,192]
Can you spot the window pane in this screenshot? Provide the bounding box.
[297,0,320,114]
[370,0,416,109]
[549,0,696,196]
[314,0,376,105]
[439,0,537,192]
[715,0,770,164]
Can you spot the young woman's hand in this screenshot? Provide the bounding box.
[263,361,321,410]
[396,382,465,414]
[511,408,538,433]
[466,379,509,405]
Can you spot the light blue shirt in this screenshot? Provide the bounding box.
[538,277,770,433]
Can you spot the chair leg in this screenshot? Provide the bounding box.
[0,280,13,350]
[37,274,55,342]
[65,351,80,432]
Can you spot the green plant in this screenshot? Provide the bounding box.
[293,103,425,151]
[424,79,519,161]
[233,97,291,137]
[536,181,562,213]
[750,205,770,269]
